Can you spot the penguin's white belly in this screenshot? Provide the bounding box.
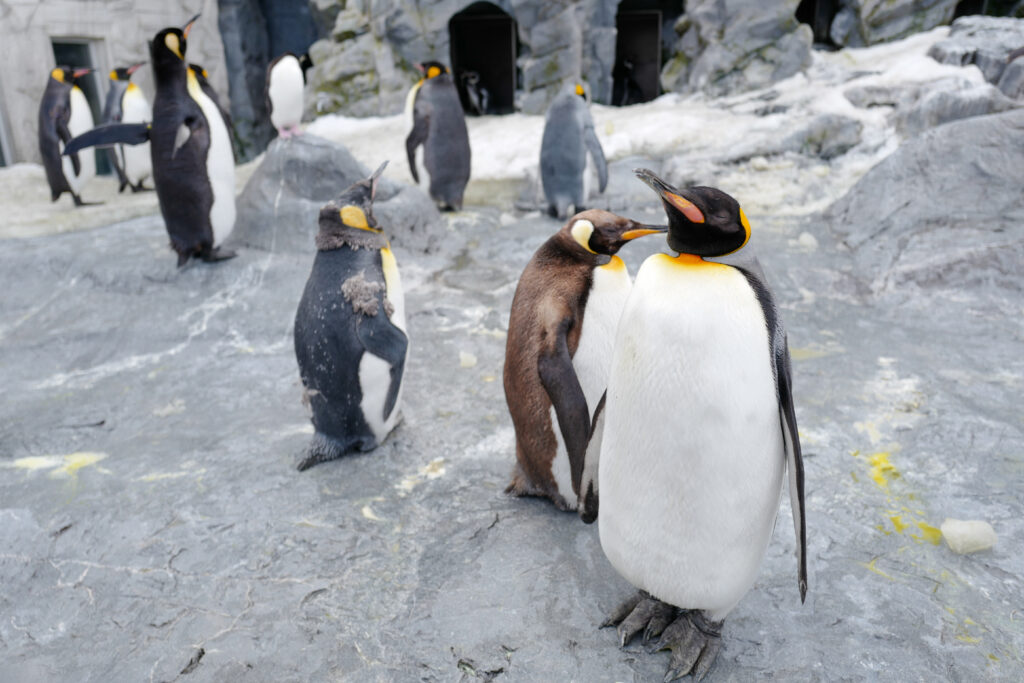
[359,250,407,443]
[187,75,235,246]
[550,259,632,507]
[268,58,305,132]
[120,86,152,185]
[64,87,95,193]
[598,257,784,620]
[404,82,429,190]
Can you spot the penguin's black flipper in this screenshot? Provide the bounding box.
[538,315,590,496]
[738,265,807,603]
[355,314,409,421]
[584,124,608,193]
[55,118,82,176]
[578,390,605,523]
[406,102,430,184]
[63,123,151,156]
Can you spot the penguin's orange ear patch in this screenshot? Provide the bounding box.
[109,70,117,81]
[575,83,585,96]
[665,193,705,224]
[165,33,183,60]
[51,68,65,82]
[427,66,441,79]
[340,205,370,230]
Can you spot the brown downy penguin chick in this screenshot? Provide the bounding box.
[503,209,666,510]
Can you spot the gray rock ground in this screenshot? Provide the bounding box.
[2,127,1023,682]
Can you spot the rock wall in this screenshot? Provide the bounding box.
[928,15,1024,99]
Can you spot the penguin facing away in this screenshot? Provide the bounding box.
[294,162,409,472]
[64,14,238,266]
[580,168,807,681]
[405,61,471,211]
[540,83,608,220]
[38,66,97,207]
[503,210,666,510]
[266,52,310,139]
[102,62,152,192]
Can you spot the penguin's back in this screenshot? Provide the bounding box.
[540,94,588,212]
[598,255,785,618]
[419,76,471,202]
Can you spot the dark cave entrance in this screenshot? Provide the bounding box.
[612,0,684,106]
[796,0,838,46]
[449,2,518,115]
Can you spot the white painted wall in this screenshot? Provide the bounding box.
[0,0,229,164]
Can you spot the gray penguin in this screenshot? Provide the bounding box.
[540,83,608,220]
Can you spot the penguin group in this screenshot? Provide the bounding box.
[33,17,808,677]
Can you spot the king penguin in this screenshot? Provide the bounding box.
[293,162,409,472]
[189,63,237,160]
[38,66,97,207]
[65,15,237,266]
[405,61,471,211]
[266,52,311,139]
[580,168,807,681]
[101,62,152,192]
[503,210,665,510]
[539,83,608,220]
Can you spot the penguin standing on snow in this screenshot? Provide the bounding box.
[38,66,97,207]
[65,15,238,265]
[405,61,471,211]
[580,168,807,681]
[266,52,312,139]
[294,162,409,471]
[504,210,665,510]
[102,62,152,192]
[540,83,608,219]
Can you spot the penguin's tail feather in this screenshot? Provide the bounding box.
[296,431,374,471]
[64,123,151,156]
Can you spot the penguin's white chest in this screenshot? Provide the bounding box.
[186,71,235,245]
[64,86,96,192]
[598,256,785,619]
[358,248,407,442]
[120,84,152,184]
[268,57,305,132]
[549,258,632,508]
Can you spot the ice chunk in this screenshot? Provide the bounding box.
[940,519,997,554]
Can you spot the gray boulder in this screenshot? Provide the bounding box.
[823,108,1024,293]
[661,0,813,96]
[928,16,1024,98]
[895,80,1020,134]
[229,135,444,255]
[831,0,958,48]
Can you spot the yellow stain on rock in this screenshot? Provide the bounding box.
[860,557,895,580]
[10,452,108,479]
[13,455,64,471]
[139,468,206,482]
[913,521,942,545]
[889,515,909,533]
[868,451,898,489]
[854,420,883,445]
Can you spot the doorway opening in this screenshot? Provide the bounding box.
[51,39,111,175]
[796,0,838,46]
[612,0,684,106]
[448,2,518,115]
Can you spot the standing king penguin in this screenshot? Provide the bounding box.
[64,15,237,266]
[189,63,237,160]
[405,62,471,211]
[294,162,409,471]
[580,169,807,680]
[540,84,608,219]
[503,210,665,510]
[38,66,97,206]
[102,62,152,192]
[266,53,312,139]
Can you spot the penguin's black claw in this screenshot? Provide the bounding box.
[651,611,723,682]
[643,602,678,644]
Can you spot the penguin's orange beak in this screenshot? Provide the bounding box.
[127,62,146,75]
[183,13,200,39]
[72,68,92,78]
[621,223,668,240]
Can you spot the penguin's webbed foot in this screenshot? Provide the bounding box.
[603,591,677,647]
[72,194,103,208]
[201,247,237,263]
[130,182,153,193]
[650,610,723,682]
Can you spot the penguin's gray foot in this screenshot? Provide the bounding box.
[649,610,723,682]
[72,194,102,208]
[546,204,559,218]
[297,431,375,471]
[201,247,237,263]
[130,182,153,193]
[602,591,677,647]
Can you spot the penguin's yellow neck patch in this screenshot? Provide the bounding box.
[341,205,378,232]
[427,66,441,79]
[575,83,584,96]
[600,254,625,272]
[127,82,139,93]
[738,207,751,250]
[165,33,183,60]
[659,253,730,270]
[51,68,65,82]
[109,70,117,81]
[571,219,597,254]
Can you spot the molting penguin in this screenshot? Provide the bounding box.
[266,52,311,139]
[294,162,409,472]
[581,169,807,680]
[65,15,238,266]
[38,66,97,207]
[539,83,608,220]
[405,61,471,211]
[503,210,665,510]
[102,62,152,192]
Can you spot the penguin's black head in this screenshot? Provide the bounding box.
[316,162,390,249]
[634,168,750,257]
[49,66,78,84]
[189,63,210,85]
[561,209,667,258]
[417,62,449,80]
[152,14,199,68]
[110,62,145,82]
